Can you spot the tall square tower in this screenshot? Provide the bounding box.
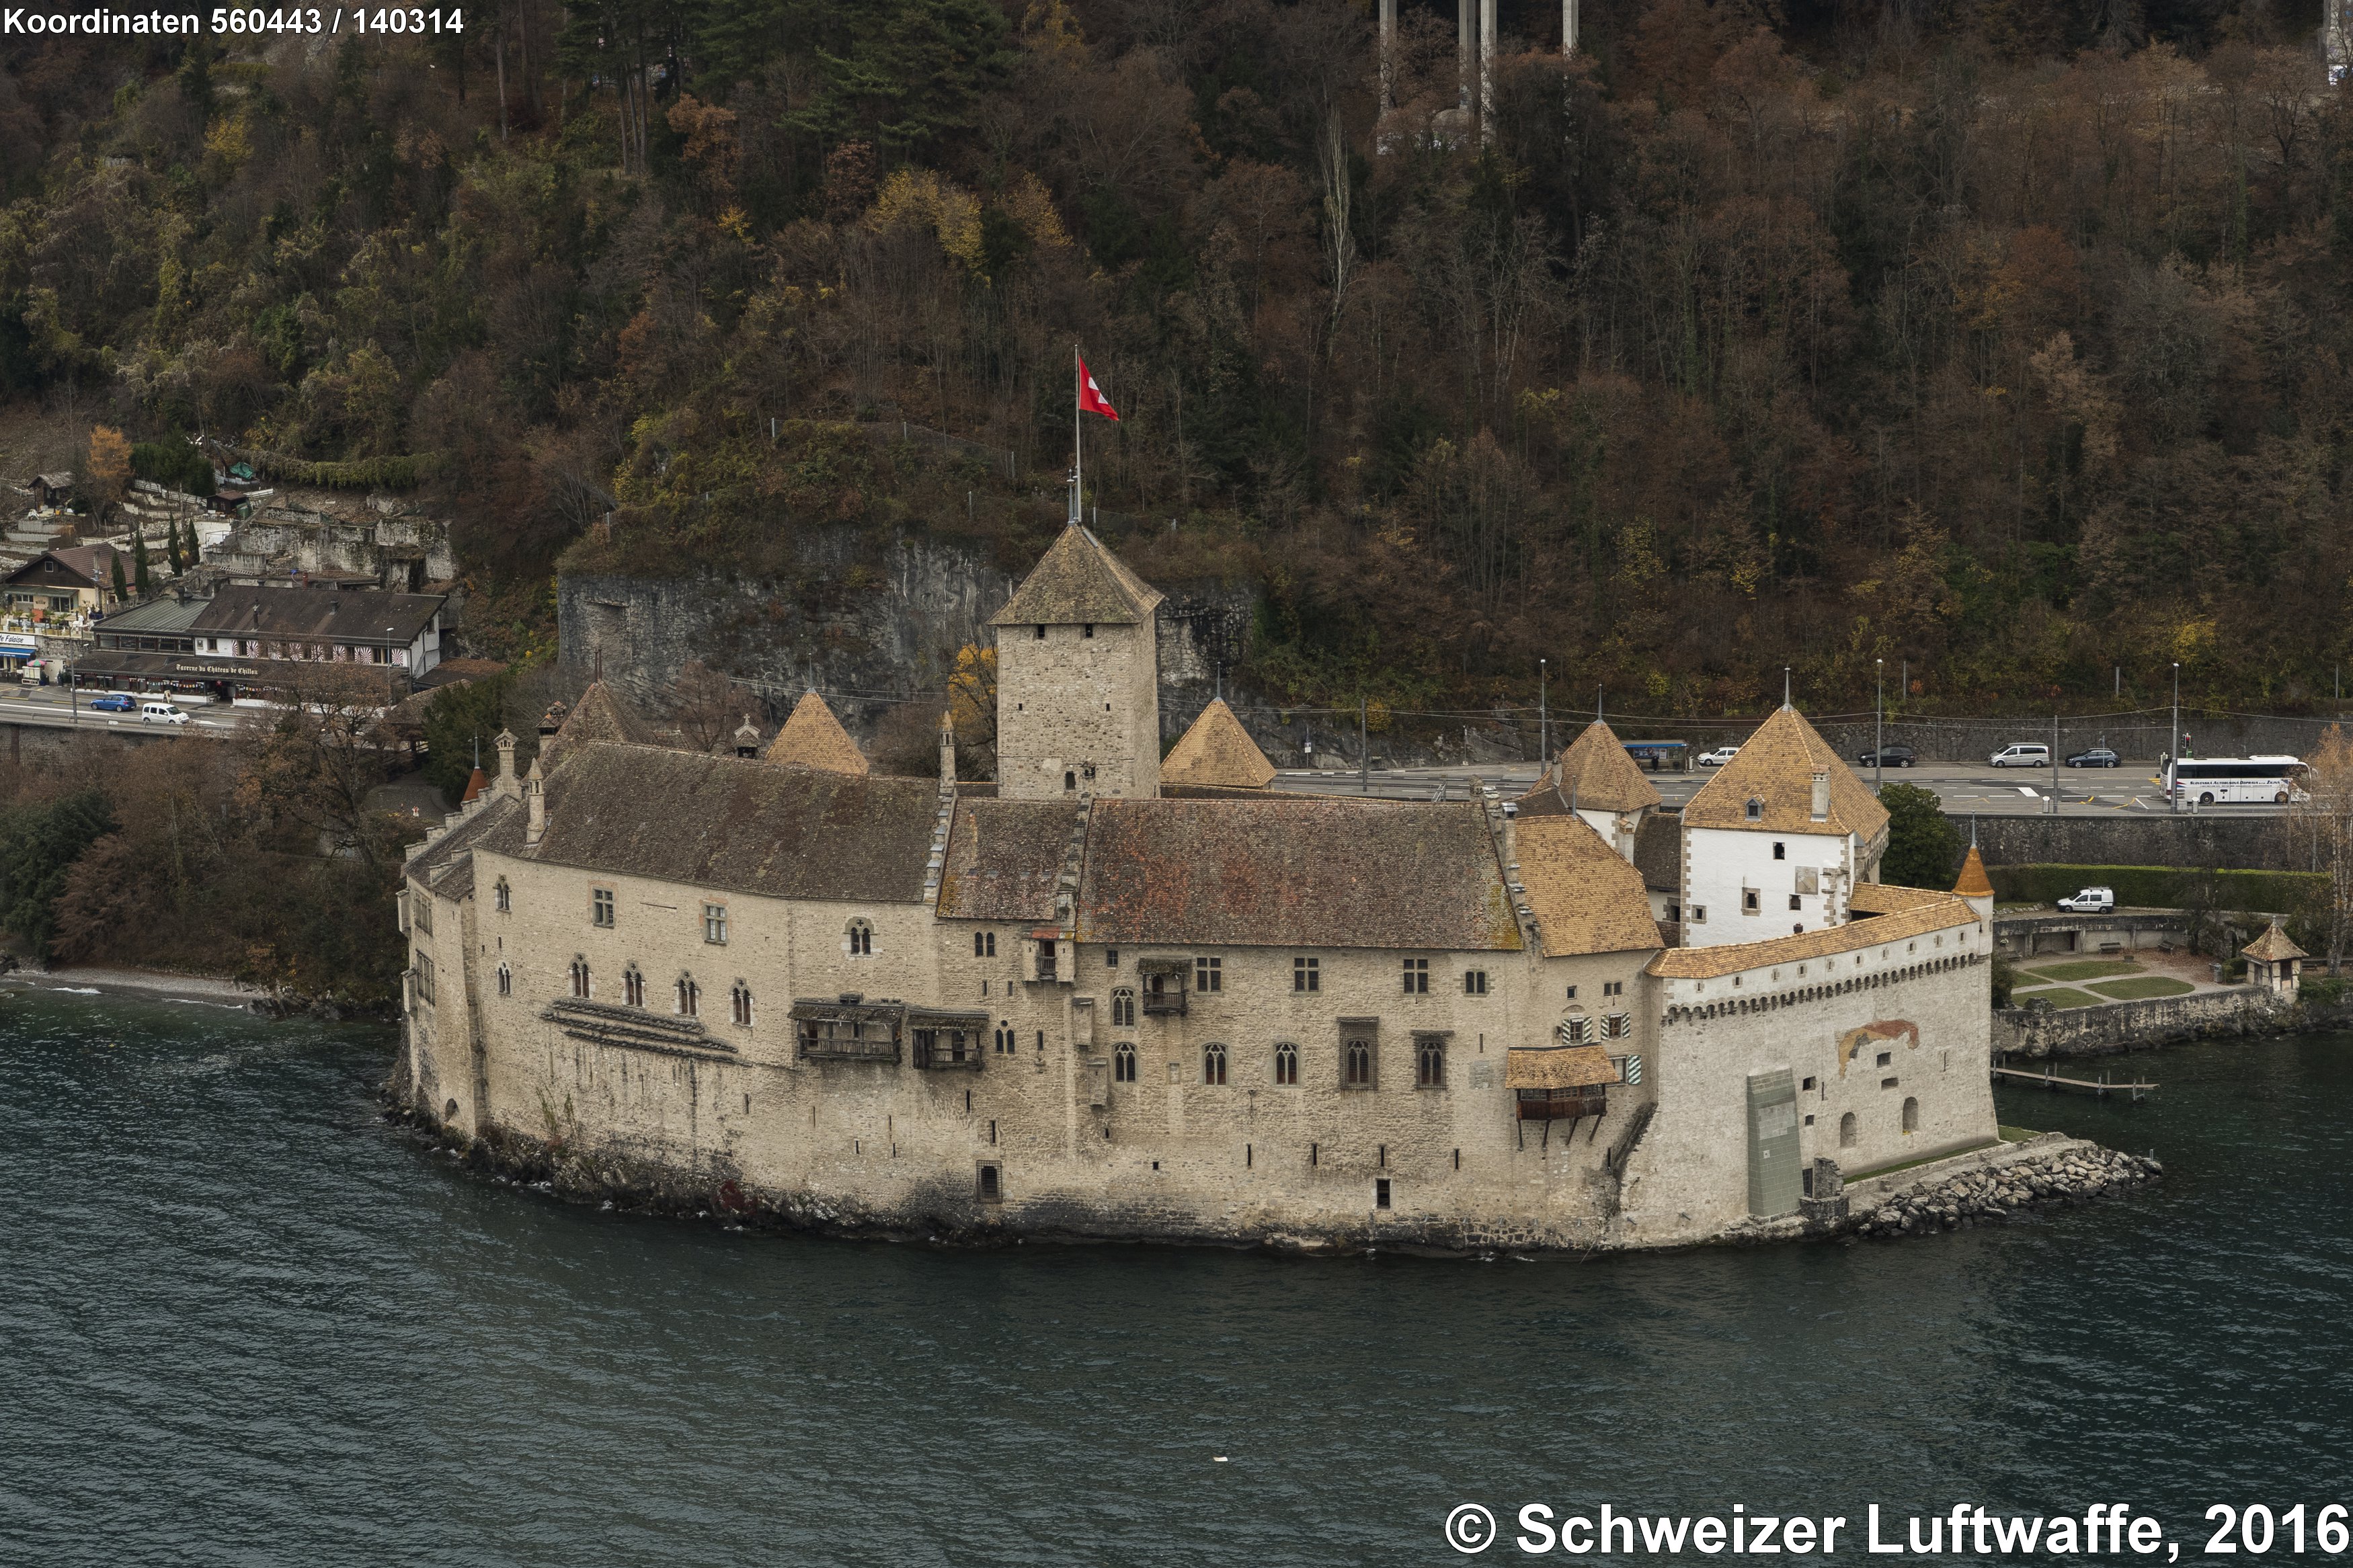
[990,525,1164,800]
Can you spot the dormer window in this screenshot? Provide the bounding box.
[1746,798,1763,821]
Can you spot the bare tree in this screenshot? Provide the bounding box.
[2281,725,2353,975]
[666,661,754,753]
[244,665,406,868]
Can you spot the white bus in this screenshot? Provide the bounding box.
[2165,755,2307,806]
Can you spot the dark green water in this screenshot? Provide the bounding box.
[1,989,2349,1567]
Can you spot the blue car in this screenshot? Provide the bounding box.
[87,693,135,712]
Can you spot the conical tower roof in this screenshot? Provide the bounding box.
[1162,698,1275,789]
[764,690,869,774]
[541,679,653,768]
[2243,919,2307,963]
[1952,843,1994,898]
[1540,718,1663,815]
[990,524,1164,627]
[1683,705,1890,840]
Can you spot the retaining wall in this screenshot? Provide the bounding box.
[1993,985,2284,1058]
[1953,813,2295,872]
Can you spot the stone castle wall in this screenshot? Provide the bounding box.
[995,618,1160,800]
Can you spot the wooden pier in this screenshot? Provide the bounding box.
[1991,1063,2157,1101]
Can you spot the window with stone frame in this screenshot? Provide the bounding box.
[1341,1022,1378,1088]
[415,952,435,1003]
[1203,1042,1228,1085]
[846,918,874,956]
[1111,988,1135,1027]
[412,895,431,936]
[1414,1034,1445,1089]
[592,887,615,927]
[1195,956,1222,993]
[731,981,752,1026]
[676,975,699,1018]
[623,965,645,1008]
[496,963,512,997]
[975,930,996,958]
[704,904,728,944]
[1463,969,1488,995]
[1402,957,1429,993]
[1273,1042,1299,1085]
[1113,1042,1137,1082]
[1293,956,1319,992]
[494,878,510,913]
[569,958,590,998]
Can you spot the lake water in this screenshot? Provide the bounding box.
[1,989,2348,1566]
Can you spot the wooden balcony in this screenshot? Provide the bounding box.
[1516,1087,1608,1122]
[1141,989,1187,1016]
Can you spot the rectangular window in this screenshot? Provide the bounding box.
[1743,889,1760,913]
[1463,970,1487,995]
[1882,1076,1899,1089]
[1876,1051,1892,1067]
[1402,957,1429,994]
[1790,895,1803,911]
[415,952,435,1003]
[1564,985,1577,1001]
[1105,948,1118,967]
[411,895,431,935]
[592,888,615,927]
[1374,1178,1392,1210]
[1603,981,1622,997]
[1195,956,1222,993]
[704,903,728,944]
[1691,905,1707,923]
[1293,956,1319,992]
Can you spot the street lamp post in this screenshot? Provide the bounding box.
[1874,658,1884,788]
[1538,657,1548,768]
[2171,662,2181,815]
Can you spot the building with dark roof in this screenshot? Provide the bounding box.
[393,525,1995,1257]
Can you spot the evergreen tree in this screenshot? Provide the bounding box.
[0,790,117,958]
[1878,783,1964,890]
[132,527,151,598]
[109,553,128,605]
[166,518,184,575]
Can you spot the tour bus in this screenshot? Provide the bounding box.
[2164,755,2307,806]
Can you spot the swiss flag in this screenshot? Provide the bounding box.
[1078,356,1119,421]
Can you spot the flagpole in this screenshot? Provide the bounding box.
[1071,345,1082,528]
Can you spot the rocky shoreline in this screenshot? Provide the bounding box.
[1847,1143,2162,1239]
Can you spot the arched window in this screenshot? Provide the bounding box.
[623,965,645,1008]
[1901,1096,1919,1134]
[496,962,512,997]
[1111,987,1135,1027]
[731,981,753,1026]
[1345,1039,1373,1087]
[1745,798,1763,821]
[1273,1042,1298,1085]
[1203,1042,1228,1085]
[1416,1036,1445,1088]
[995,1023,1014,1055]
[569,958,590,999]
[1839,1112,1858,1148]
[676,975,699,1018]
[493,877,510,912]
[1113,1042,1137,1083]
[846,918,873,957]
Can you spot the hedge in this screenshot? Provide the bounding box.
[238,450,442,490]
[129,441,214,496]
[1987,864,2323,913]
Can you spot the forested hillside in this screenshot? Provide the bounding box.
[3,0,2350,715]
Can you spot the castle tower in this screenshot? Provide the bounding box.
[990,524,1164,800]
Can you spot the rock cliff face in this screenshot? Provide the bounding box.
[557,530,1258,743]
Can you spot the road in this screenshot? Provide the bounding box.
[0,685,247,735]
[1270,758,2281,816]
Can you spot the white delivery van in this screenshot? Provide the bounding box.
[139,700,191,725]
[1990,743,2052,768]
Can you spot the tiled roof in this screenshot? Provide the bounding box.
[4,544,114,589]
[1646,894,1976,979]
[936,799,1081,921]
[2243,920,2307,962]
[1681,706,1890,841]
[513,741,938,903]
[1540,718,1663,814]
[1160,699,1275,789]
[405,796,519,895]
[1074,797,1523,951]
[188,583,443,643]
[764,690,869,774]
[540,680,655,769]
[1847,880,1951,915]
[989,524,1164,626]
[1514,814,1665,956]
[1633,809,1681,892]
[1952,844,1994,897]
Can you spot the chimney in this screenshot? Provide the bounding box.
[493,729,519,799]
[939,710,957,792]
[524,755,546,846]
[1810,769,1830,822]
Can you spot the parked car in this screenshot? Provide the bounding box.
[86,693,134,712]
[1698,745,1741,767]
[2067,747,2121,768]
[138,700,190,726]
[2056,886,2115,913]
[1855,745,1917,768]
[1989,743,2052,768]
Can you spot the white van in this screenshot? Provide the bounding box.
[139,700,190,725]
[1989,743,2051,768]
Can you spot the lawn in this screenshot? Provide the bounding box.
[2087,976,2196,1000]
[2009,986,2106,1009]
[2020,958,2143,982]
[1998,1126,2041,1142]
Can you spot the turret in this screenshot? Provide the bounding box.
[990,524,1165,800]
[939,710,957,792]
[524,755,546,847]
